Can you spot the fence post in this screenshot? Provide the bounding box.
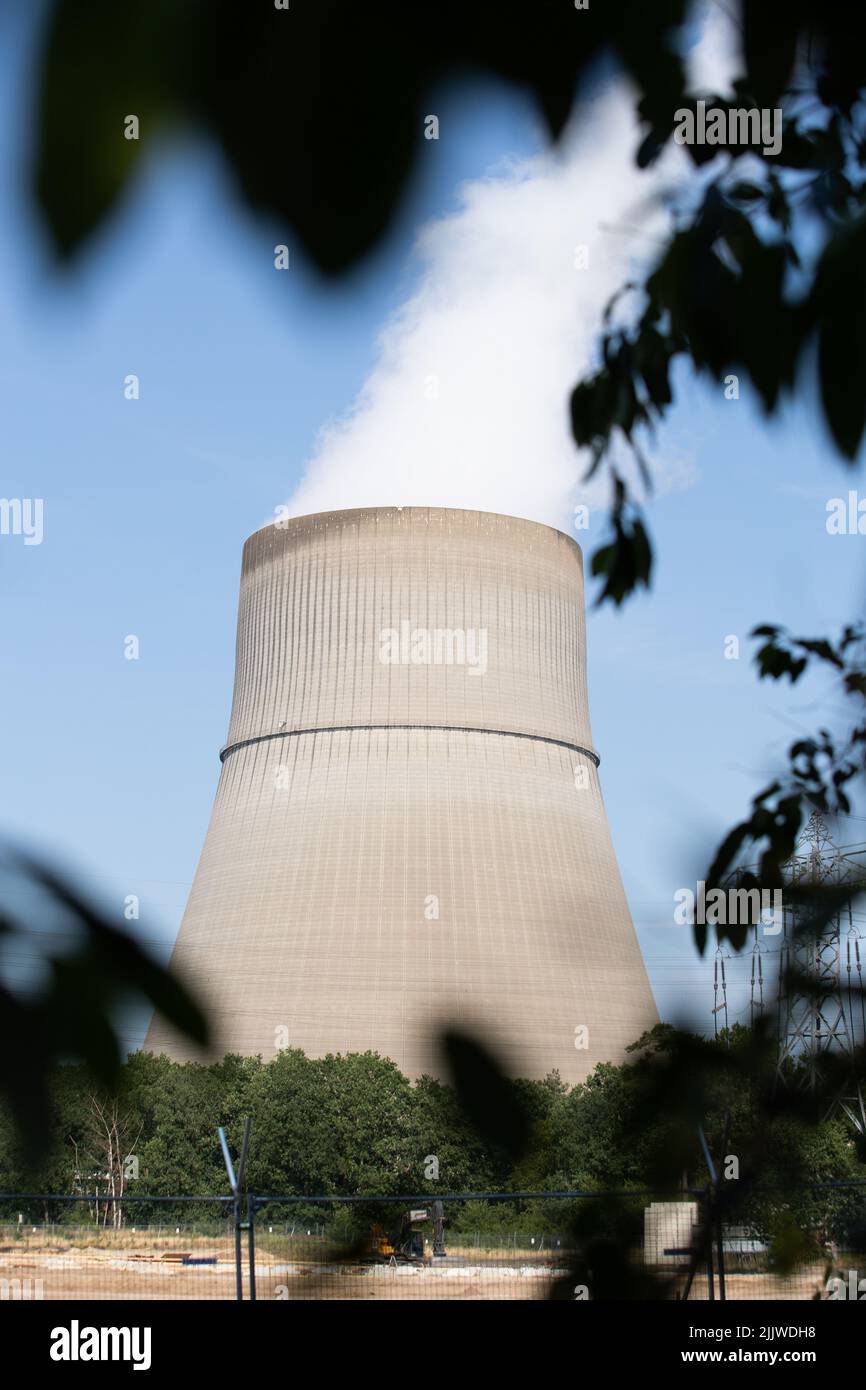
[247,1194,257,1303]
[703,1189,715,1301]
[233,1195,244,1302]
[218,1118,252,1302]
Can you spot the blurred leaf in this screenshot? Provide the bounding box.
[0,851,208,1160]
[812,214,866,459]
[741,0,805,106]
[32,0,694,275]
[442,1031,530,1162]
[589,484,653,608]
[21,856,209,1047]
[34,0,188,259]
[727,181,765,205]
[769,1215,817,1276]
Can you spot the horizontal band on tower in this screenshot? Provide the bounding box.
[219,724,601,767]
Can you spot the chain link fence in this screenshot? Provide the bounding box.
[1,1185,864,1300]
[0,1196,235,1301]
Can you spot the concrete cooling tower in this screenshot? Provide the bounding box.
[145,507,657,1082]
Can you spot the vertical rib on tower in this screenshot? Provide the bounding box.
[145,507,657,1081]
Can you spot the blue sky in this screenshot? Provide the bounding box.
[2,6,864,1054]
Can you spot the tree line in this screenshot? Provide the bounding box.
[1,1025,863,1245]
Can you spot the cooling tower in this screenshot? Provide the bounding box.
[145,507,657,1082]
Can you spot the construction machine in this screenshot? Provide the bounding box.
[367,1201,446,1262]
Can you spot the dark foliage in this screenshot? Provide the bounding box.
[0,852,207,1160]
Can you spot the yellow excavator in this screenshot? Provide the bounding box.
[367,1202,446,1262]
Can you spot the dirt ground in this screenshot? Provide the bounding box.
[0,1247,563,1300]
[0,1231,836,1300]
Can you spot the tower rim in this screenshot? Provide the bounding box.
[245,505,584,559]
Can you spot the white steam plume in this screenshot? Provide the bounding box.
[285,6,734,532]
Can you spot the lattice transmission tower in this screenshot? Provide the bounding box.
[775,812,866,1134]
[712,812,866,1134]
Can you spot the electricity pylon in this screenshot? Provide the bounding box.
[776,812,866,1135]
